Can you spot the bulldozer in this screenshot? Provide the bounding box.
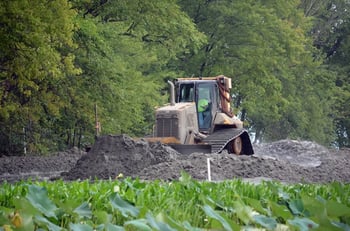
[151,75,254,155]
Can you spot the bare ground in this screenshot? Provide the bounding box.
[1,135,349,184]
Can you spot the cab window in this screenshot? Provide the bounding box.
[178,83,194,102]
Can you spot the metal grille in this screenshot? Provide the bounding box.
[156,118,178,138]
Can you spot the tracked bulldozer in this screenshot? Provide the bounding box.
[151,75,254,155]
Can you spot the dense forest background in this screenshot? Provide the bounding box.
[0,0,349,155]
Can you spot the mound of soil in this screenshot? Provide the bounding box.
[62,135,350,183]
[1,134,349,184]
[62,135,178,180]
[136,148,350,183]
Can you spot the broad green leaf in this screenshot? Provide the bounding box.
[138,207,149,220]
[326,200,350,217]
[34,215,61,231]
[124,219,152,231]
[94,223,125,231]
[269,201,293,221]
[94,210,111,224]
[278,189,291,201]
[106,223,124,231]
[69,223,94,231]
[146,213,177,231]
[288,199,306,216]
[109,193,139,218]
[315,219,346,231]
[288,217,319,231]
[331,221,350,231]
[95,224,105,231]
[233,200,253,225]
[244,198,269,216]
[202,205,234,231]
[13,197,39,217]
[205,196,234,213]
[124,187,137,204]
[253,215,277,230]
[155,212,185,231]
[26,185,57,219]
[301,195,326,216]
[183,221,202,231]
[74,202,92,219]
[90,223,120,231]
[0,206,14,225]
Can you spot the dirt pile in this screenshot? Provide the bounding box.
[61,135,350,183]
[253,139,329,167]
[63,135,179,180]
[1,135,349,183]
[136,150,350,183]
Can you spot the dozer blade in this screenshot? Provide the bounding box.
[141,137,181,144]
[169,144,212,155]
[142,137,211,154]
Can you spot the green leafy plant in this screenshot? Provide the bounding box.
[0,175,349,230]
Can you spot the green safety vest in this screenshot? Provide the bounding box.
[198,99,209,112]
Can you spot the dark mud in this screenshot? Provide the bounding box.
[0,148,84,182]
[1,135,349,183]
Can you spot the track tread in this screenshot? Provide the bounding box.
[203,128,247,153]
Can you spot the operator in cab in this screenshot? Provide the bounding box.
[197,98,209,128]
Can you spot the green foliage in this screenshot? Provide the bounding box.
[177,0,339,145]
[326,10,350,147]
[58,0,206,144]
[0,177,350,230]
[69,0,206,137]
[0,0,78,154]
[300,0,350,147]
[0,0,206,154]
[26,185,58,218]
[1,0,349,152]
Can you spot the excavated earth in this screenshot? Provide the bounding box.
[1,134,350,184]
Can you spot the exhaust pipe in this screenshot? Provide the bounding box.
[167,80,175,106]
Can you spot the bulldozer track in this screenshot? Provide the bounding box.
[203,128,251,154]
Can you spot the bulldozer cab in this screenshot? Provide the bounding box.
[176,80,220,132]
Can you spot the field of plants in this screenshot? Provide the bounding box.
[1,172,350,231]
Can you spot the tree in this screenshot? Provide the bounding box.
[0,0,78,154]
[0,0,207,154]
[328,17,350,147]
[178,0,336,145]
[300,0,350,147]
[63,0,207,142]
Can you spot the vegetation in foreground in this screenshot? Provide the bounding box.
[0,173,350,231]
